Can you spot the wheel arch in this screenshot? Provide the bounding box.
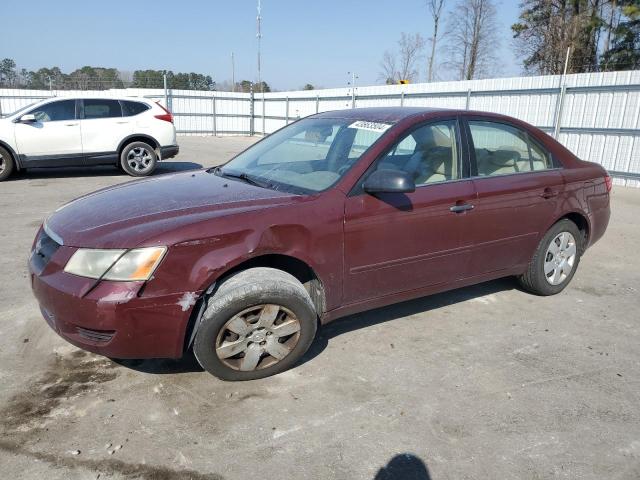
[551,211,590,250]
[0,140,20,170]
[117,134,161,162]
[182,253,326,354]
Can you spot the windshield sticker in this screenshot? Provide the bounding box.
[348,120,391,133]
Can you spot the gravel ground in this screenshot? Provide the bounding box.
[0,135,639,480]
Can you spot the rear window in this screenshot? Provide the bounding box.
[121,100,150,117]
[83,99,122,119]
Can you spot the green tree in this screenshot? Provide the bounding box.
[0,58,17,87]
[303,83,315,90]
[601,1,640,70]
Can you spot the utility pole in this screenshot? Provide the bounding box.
[231,52,235,92]
[348,71,358,108]
[256,0,262,93]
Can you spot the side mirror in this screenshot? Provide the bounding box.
[363,169,416,194]
[19,114,37,123]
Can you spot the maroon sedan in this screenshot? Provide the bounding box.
[30,107,611,380]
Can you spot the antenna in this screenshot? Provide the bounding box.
[257,0,262,93]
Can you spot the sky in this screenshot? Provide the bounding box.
[2,0,523,90]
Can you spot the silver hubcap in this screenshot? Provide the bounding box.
[126,147,153,172]
[0,153,5,174]
[215,304,301,371]
[544,231,577,285]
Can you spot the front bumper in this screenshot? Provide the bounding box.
[29,238,195,359]
[160,144,179,160]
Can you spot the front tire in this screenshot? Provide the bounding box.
[194,268,318,381]
[518,219,583,296]
[0,146,15,181]
[120,141,157,177]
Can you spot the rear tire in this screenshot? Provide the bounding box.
[518,219,583,296]
[193,268,318,381]
[0,146,15,181]
[120,141,157,177]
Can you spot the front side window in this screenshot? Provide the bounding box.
[82,99,122,119]
[29,100,76,122]
[373,120,460,185]
[219,117,391,193]
[469,121,552,176]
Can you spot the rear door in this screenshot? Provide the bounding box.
[462,117,564,275]
[343,118,476,304]
[14,99,82,166]
[79,99,132,164]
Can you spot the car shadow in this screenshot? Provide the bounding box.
[300,277,516,366]
[374,453,432,480]
[113,277,515,375]
[9,161,203,180]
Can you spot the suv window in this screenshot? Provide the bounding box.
[29,100,76,122]
[374,120,460,185]
[468,120,552,176]
[82,99,122,119]
[121,100,150,117]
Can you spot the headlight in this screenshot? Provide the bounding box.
[64,247,166,281]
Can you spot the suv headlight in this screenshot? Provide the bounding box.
[64,247,166,281]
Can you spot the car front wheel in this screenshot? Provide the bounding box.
[0,146,15,181]
[193,267,318,381]
[518,219,583,295]
[120,141,157,177]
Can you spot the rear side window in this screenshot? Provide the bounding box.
[82,99,122,119]
[121,100,150,117]
[29,100,76,122]
[468,121,552,176]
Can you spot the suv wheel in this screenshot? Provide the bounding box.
[120,142,157,177]
[0,146,15,181]
[193,267,318,381]
[518,219,583,295]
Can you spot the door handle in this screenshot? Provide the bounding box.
[450,203,474,213]
[116,121,129,124]
[540,188,558,199]
[65,123,78,126]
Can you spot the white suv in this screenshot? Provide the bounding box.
[0,96,178,181]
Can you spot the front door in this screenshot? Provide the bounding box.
[343,119,476,304]
[14,99,83,166]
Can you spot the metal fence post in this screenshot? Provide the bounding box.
[249,88,255,136]
[400,91,405,107]
[285,97,289,125]
[351,88,356,109]
[466,89,472,110]
[163,73,168,109]
[315,95,319,113]
[262,94,266,135]
[212,96,217,136]
[553,84,567,138]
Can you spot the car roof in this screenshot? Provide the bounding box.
[312,106,525,126]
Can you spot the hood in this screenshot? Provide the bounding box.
[45,169,299,248]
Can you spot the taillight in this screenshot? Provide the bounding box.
[154,102,173,123]
[604,175,613,192]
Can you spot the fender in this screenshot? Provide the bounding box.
[116,134,160,154]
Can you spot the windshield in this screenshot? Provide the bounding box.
[217,117,392,194]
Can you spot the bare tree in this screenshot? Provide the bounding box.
[378,50,399,84]
[379,32,426,84]
[426,0,446,82]
[443,0,499,80]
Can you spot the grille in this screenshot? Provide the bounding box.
[76,327,116,343]
[31,229,61,273]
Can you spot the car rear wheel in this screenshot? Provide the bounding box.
[120,142,157,177]
[193,267,318,381]
[0,146,15,181]
[518,219,583,296]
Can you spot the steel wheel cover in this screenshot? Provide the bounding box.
[215,304,302,371]
[544,231,577,285]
